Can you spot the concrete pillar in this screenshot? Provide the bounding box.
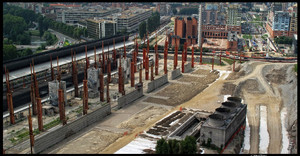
[106,75,110,103]
[87,67,100,98]
[220,51,222,65]
[50,55,55,81]
[143,48,146,68]
[108,59,111,83]
[48,80,67,106]
[212,53,214,71]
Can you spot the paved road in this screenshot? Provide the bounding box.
[15,45,40,50]
[48,29,80,47]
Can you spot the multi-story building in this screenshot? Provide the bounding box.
[266,11,290,38]
[288,3,297,37]
[56,8,120,25]
[86,18,117,39]
[114,8,153,33]
[226,4,241,26]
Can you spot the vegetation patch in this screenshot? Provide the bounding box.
[155,136,197,154]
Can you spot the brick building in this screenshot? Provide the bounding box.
[171,17,198,46]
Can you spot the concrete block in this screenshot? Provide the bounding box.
[118,88,143,109]
[88,90,99,98]
[34,104,111,154]
[184,63,192,73]
[87,67,100,92]
[147,74,168,93]
[171,68,182,80]
[48,80,67,106]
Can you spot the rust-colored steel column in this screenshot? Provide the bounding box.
[174,44,178,70]
[50,55,54,81]
[6,93,15,124]
[108,59,111,83]
[27,101,34,154]
[143,48,146,68]
[36,97,43,131]
[99,70,104,102]
[155,44,159,75]
[145,55,149,80]
[83,80,88,115]
[139,64,142,84]
[123,36,126,58]
[30,64,37,115]
[212,51,215,71]
[58,89,67,125]
[131,61,135,87]
[182,49,185,73]
[164,49,167,74]
[151,63,154,81]
[184,42,187,62]
[191,46,194,68]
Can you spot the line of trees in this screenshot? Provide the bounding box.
[155,136,197,154]
[139,11,160,39]
[274,36,293,45]
[178,7,198,15]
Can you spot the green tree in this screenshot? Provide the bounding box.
[3,14,28,42]
[38,16,44,38]
[139,21,147,39]
[172,8,178,15]
[3,44,18,61]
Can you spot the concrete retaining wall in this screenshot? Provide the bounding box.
[184,63,192,73]
[117,87,143,109]
[147,74,168,93]
[34,104,111,153]
[171,68,182,80]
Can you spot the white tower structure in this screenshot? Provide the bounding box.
[198,4,202,47]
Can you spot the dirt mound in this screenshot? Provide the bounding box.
[226,70,245,80]
[117,106,168,130]
[191,69,211,75]
[220,82,237,95]
[265,68,287,84]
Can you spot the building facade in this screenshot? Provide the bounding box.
[86,19,117,39]
[200,98,247,148]
[116,8,153,33]
[57,8,120,25]
[226,4,241,26]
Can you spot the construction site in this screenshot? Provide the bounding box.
[3,6,297,155]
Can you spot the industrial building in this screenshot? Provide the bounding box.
[86,18,117,39]
[56,8,120,25]
[200,97,247,148]
[170,17,198,46]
